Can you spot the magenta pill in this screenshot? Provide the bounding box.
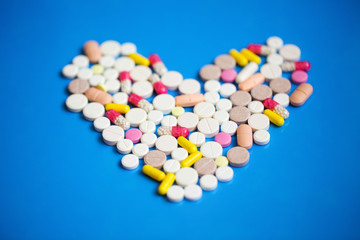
[221,69,237,83]
[215,132,232,147]
[125,128,143,143]
[291,70,308,84]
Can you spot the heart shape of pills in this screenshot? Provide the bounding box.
[62,37,313,202]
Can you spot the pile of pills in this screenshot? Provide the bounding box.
[62,37,313,202]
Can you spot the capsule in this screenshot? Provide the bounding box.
[128,93,153,113]
[149,73,167,95]
[180,151,202,168]
[105,103,130,114]
[119,71,132,95]
[143,165,166,181]
[236,62,259,83]
[247,43,276,56]
[236,124,253,149]
[149,54,168,76]
[229,49,248,66]
[290,83,313,107]
[175,93,205,107]
[85,87,112,105]
[158,173,175,195]
[177,136,197,154]
[264,109,284,126]
[238,73,265,92]
[157,126,189,138]
[240,49,261,64]
[281,61,311,72]
[106,109,130,130]
[128,53,150,66]
[83,40,101,63]
[263,98,289,119]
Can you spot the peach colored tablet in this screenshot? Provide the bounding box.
[175,94,205,107]
[236,124,253,149]
[238,73,265,92]
[290,83,313,107]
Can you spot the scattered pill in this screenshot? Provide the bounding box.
[100,56,116,69]
[171,148,189,161]
[121,154,139,170]
[269,78,291,94]
[130,65,152,82]
[238,73,265,92]
[236,124,253,149]
[281,60,311,72]
[216,166,234,182]
[126,128,143,143]
[290,83,313,107]
[72,55,89,68]
[215,132,231,147]
[260,63,282,82]
[102,125,124,146]
[251,84,273,102]
[167,185,185,202]
[83,102,105,121]
[219,83,237,98]
[105,103,130,114]
[106,109,130,130]
[229,49,248,66]
[180,151,203,168]
[132,143,149,158]
[264,109,284,127]
[131,81,153,98]
[171,106,185,117]
[93,117,110,132]
[163,160,181,173]
[178,136,197,154]
[247,100,264,114]
[175,93,205,107]
[144,150,167,169]
[62,64,79,78]
[68,79,90,95]
[66,94,88,112]
[89,75,105,87]
[204,80,221,92]
[117,138,134,154]
[114,57,135,72]
[267,53,284,66]
[266,36,284,50]
[247,113,270,131]
[236,62,259,83]
[216,99,232,112]
[215,156,229,167]
[149,54,168,76]
[177,112,199,132]
[247,43,275,56]
[291,70,308,84]
[221,69,237,83]
[153,94,175,114]
[229,106,250,125]
[179,79,201,95]
[176,167,199,187]
[91,64,104,75]
[125,108,147,127]
[194,102,216,119]
[155,135,178,155]
[100,40,121,56]
[149,73,167,95]
[184,184,202,201]
[241,48,261,64]
[204,91,220,105]
[253,130,270,145]
[161,115,178,127]
[199,64,221,81]
[158,173,176,195]
[85,87,112,105]
[213,110,229,124]
[279,44,301,61]
[200,175,218,191]
[105,79,121,93]
[147,110,163,125]
[189,132,206,147]
[157,126,189,138]
[264,98,289,119]
[128,52,150,66]
[214,54,236,70]
[273,93,289,107]
[83,40,102,63]
[140,132,157,147]
[139,120,156,133]
[227,146,250,167]
[142,165,166,181]
[197,118,219,138]
[194,158,217,176]
[161,71,183,90]
[230,91,252,106]
[200,141,223,159]
[77,68,93,80]
[121,42,137,56]
[220,120,238,136]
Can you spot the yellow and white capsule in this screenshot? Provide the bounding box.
[142,165,166,181]
[264,109,284,126]
[180,151,202,168]
[105,103,130,114]
[158,173,176,195]
[128,53,150,66]
[229,49,248,67]
[177,136,197,154]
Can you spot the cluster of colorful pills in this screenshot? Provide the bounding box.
[62,36,313,202]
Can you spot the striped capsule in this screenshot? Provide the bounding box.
[263,98,289,119]
[177,136,197,154]
[264,109,284,127]
[158,173,175,195]
[247,43,276,56]
[229,49,248,67]
[143,165,166,181]
[180,151,202,168]
[240,49,261,64]
[129,53,150,66]
[105,103,130,114]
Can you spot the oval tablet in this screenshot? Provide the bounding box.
[175,94,205,107]
[85,87,112,105]
[290,83,313,107]
[83,40,102,63]
[238,73,265,92]
[236,124,253,149]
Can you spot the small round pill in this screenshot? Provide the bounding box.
[189,132,206,147]
[200,64,221,81]
[194,158,217,176]
[200,174,218,191]
[184,184,202,201]
[132,143,149,159]
[176,167,199,187]
[247,101,264,114]
[214,54,236,70]
[229,106,250,125]
[267,36,284,49]
[167,185,185,202]
[279,44,301,61]
[126,128,143,143]
[204,80,221,92]
[227,146,249,167]
[163,160,181,173]
[269,78,291,94]
[215,166,234,182]
[66,94,88,112]
[121,154,139,170]
[144,150,167,169]
[291,70,308,84]
[171,148,189,161]
[254,130,270,145]
[93,117,110,132]
[273,93,290,107]
[251,85,273,102]
[230,91,252,106]
[215,156,229,167]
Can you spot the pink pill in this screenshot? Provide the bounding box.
[221,69,237,83]
[125,128,143,143]
[291,70,308,84]
[215,132,232,147]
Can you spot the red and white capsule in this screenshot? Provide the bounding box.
[281,61,311,72]
[119,71,132,94]
[128,93,153,113]
[149,54,168,76]
[149,73,167,95]
[106,109,130,130]
[263,98,289,119]
[157,126,189,138]
[248,43,276,56]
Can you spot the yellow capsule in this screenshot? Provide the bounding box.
[158,173,175,195]
[91,64,104,74]
[142,165,166,181]
[180,151,202,168]
[128,53,150,66]
[177,136,197,154]
[96,83,108,92]
[105,103,130,114]
[264,109,284,127]
[240,49,261,64]
[229,49,248,67]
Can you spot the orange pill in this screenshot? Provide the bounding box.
[85,87,112,105]
[236,124,253,149]
[238,73,265,92]
[175,94,205,107]
[83,40,102,63]
[290,83,313,107]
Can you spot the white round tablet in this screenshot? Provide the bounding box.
[100,40,121,56]
[114,57,135,72]
[120,42,137,55]
[147,110,163,125]
[103,68,118,80]
[66,94,88,112]
[99,56,115,68]
[247,113,270,132]
[260,63,282,82]
[105,79,121,93]
[247,101,264,114]
[279,44,301,62]
[194,102,215,119]
[102,125,124,146]
[171,148,188,161]
[200,174,218,191]
[62,64,79,78]
[216,166,234,182]
[163,160,181,173]
[179,79,201,95]
[121,154,139,170]
[200,141,223,158]
[117,138,134,154]
[161,115,177,127]
[175,167,199,187]
[184,184,202,201]
[125,108,147,127]
[213,110,229,124]
[153,94,175,114]
[140,133,157,148]
[112,92,128,105]
[77,68,93,80]
[167,185,184,202]
[155,135,178,155]
[204,91,220,105]
[216,99,232,112]
[197,118,219,138]
[219,83,237,98]
[189,132,206,147]
[267,36,284,50]
[72,55,89,68]
[93,117,110,132]
[161,71,183,90]
[221,120,238,136]
[83,102,105,121]
[254,130,270,145]
[273,93,290,107]
[89,75,105,87]
[267,53,283,66]
[132,143,149,159]
[130,65,152,82]
[204,80,221,92]
[131,81,153,98]
[139,121,156,133]
[177,112,199,132]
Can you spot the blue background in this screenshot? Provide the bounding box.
[1,0,360,239]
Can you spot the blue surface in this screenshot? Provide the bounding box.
[1,0,360,239]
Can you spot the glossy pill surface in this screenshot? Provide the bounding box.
[83,40,102,63]
[229,49,248,66]
[290,83,313,106]
[177,136,197,154]
[105,103,130,114]
[158,173,176,195]
[180,151,203,168]
[142,165,166,181]
[236,124,253,149]
[264,109,284,126]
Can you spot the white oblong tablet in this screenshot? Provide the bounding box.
[112,92,128,105]
[161,71,183,90]
[140,133,157,148]
[153,94,175,114]
[83,102,105,121]
[66,94,88,112]
[89,75,105,87]
[73,55,89,68]
[194,102,215,119]
[220,120,238,136]
[132,143,149,159]
[167,185,184,202]
[247,113,270,132]
[139,121,156,133]
[273,93,289,107]
[204,80,221,92]
[200,174,218,191]
[125,108,147,127]
[117,138,134,154]
[200,141,223,158]
[184,184,202,201]
[131,81,153,98]
[120,42,137,56]
[177,112,199,132]
[260,63,282,82]
[267,53,283,66]
[102,125,124,146]
[130,65,152,82]
[219,83,236,98]
[121,154,139,170]
[179,79,201,95]
[147,110,163,125]
[267,36,284,50]
[103,68,118,80]
[99,56,115,68]
[100,40,121,56]
[247,101,264,114]
[155,135,178,155]
[62,64,79,78]
[216,166,234,182]
[77,68,93,80]
[254,130,270,145]
[93,117,110,132]
[216,99,232,112]
[189,132,206,147]
[114,57,135,72]
[163,160,181,173]
[197,118,219,138]
[105,79,121,94]
[171,148,188,161]
[213,110,229,125]
[204,91,220,105]
[161,115,177,127]
[175,167,198,187]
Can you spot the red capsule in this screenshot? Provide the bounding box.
[295,61,311,71]
[128,93,142,106]
[153,81,167,94]
[171,126,189,138]
[119,71,131,82]
[106,109,130,130]
[263,98,289,119]
[247,43,275,56]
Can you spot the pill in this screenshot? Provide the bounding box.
[236,124,253,149]
[95,83,108,92]
[220,83,237,98]
[175,93,205,107]
[100,56,116,69]
[199,64,221,81]
[204,91,220,105]
[227,146,250,167]
[264,98,289,119]
[142,165,166,182]
[281,61,311,72]
[153,94,175,114]
[144,150,167,169]
[240,48,261,64]
[93,117,110,132]
[66,94,88,112]
[161,71,183,90]
[105,103,130,114]
[128,93,153,113]
[200,175,218,191]
[105,79,121,93]
[126,128,143,143]
[184,184,202,201]
[269,78,291,94]
[215,166,233,182]
[229,106,250,125]
[121,154,139,170]
[125,108,147,127]
[130,65,152,82]
[89,75,105,87]
[77,68,93,80]
[230,91,252,106]
[132,143,149,158]
[128,53,150,66]
[161,115,177,128]
[291,70,308,84]
[149,53,168,76]
[238,73,265,92]
[247,43,275,56]
[247,113,270,131]
[214,54,236,70]
[236,62,259,83]
[163,160,181,173]
[220,120,238,136]
[149,73,168,95]
[247,100,264,114]
[229,49,248,66]
[83,40,101,63]
[215,156,229,167]
[72,55,89,68]
[180,151,203,168]
[171,106,185,117]
[204,80,221,92]
[141,132,157,148]
[85,87,112,105]
[171,148,189,161]
[279,44,301,61]
[200,141,223,159]
[273,93,289,107]
[215,132,231,147]
[177,136,197,154]
[197,118,219,138]
[189,132,206,147]
[102,125,124,146]
[100,40,121,56]
[290,83,313,107]
[116,138,134,154]
[266,53,283,66]
[264,109,284,126]
[114,57,135,72]
[216,99,233,112]
[119,71,132,95]
[83,102,105,121]
[147,110,163,125]
[157,126,189,138]
[68,79,90,95]
[155,135,178,155]
[177,112,199,132]
[131,80,154,99]
[121,42,137,55]
[266,36,284,49]
[251,84,273,101]
[260,63,282,82]
[91,64,104,75]
[213,110,229,124]
[139,120,156,133]
[158,173,176,195]
[179,79,201,95]
[106,109,130,130]
[167,185,184,202]
[221,69,237,83]
[194,102,215,119]
[62,64,79,78]
[176,167,199,186]
[253,130,270,145]
[194,158,217,177]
